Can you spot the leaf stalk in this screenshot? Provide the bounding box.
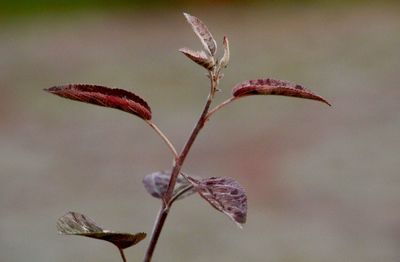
[146,120,178,159]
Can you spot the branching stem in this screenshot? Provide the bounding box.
[143,70,218,262]
[206,96,237,120]
[168,184,195,205]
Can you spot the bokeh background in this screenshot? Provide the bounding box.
[1,0,400,261]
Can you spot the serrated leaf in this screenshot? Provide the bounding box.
[187,176,247,228]
[232,78,331,106]
[57,211,146,250]
[179,48,215,70]
[183,13,217,56]
[45,84,152,120]
[143,171,196,201]
[219,36,230,69]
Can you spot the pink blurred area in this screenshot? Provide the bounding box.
[1,3,400,262]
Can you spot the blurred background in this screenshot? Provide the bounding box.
[1,0,400,261]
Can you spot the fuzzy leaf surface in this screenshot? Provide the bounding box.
[143,171,196,201]
[187,176,247,228]
[232,78,331,106]
[179,48,215,70]
[57,211,146,249]
[45,84,152,120]
[183,13,217,56]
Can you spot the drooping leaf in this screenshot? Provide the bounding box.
[179,48,215,70]
[219,36,230,69]
[57,211,146,250]
[183,13,217,56]
[45,84,152,120]
[186,176,247,228]
[142,171,196,201]
[232,78,331,106]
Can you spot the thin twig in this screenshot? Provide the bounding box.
[118,248,127,262]
[206,96,237,120]
[146,120,178,159]
[168,184,195,205]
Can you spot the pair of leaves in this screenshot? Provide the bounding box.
[143,171,247,228]
[57,211,146,250]
[180,13,230,71]
[44,77,330,121]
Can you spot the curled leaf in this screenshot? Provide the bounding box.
[143,171,196,202]
[186,176,247,228]
[219,36,230,69]
[57,211,146,250]
[183,13,217,56]
[232,78,331,106]
[179,48,215,70]
[45,84,152,120]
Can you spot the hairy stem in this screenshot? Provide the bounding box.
[146,120,178,159]
[143,71,218,262]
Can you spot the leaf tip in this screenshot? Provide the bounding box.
[323,99,332,107]
[44,86,57,93]
[183,12,192,23]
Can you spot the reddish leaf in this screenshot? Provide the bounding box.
[45,84,152,120]
[179,48,215,70]
[183,13,217,56]
[57,211,146,250]
[187,176,247,228]
[232,78,331,106]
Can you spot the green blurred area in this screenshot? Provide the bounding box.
[1,0,398,19]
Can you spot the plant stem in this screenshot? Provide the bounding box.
[168,184,194,205]
[164,72,215,204]
[143,71,217,262]
[146,120,178,159]
[118,248,127,262]
[144,205,168,262]
[206,96,237,120]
